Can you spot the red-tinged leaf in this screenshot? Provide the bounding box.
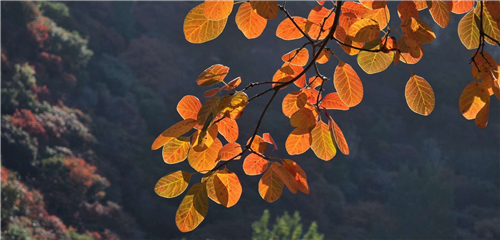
[218,142,242,161]
[457,10,480,50]
[307,6,335,40]
[310,121,336,161]
[401,17,436,43]
[327,117,350,155]
[248,135,268,154]
[362,6,390,29]
[270,162,298,194]
[204,0,233,20]
[188,138,223,173]
[301,88,322,104]
[320,92,350,110]
[309,76,325,89]
[203,88,220,97]
[476,5,500,46]
[184,3,228,44]
[197,64,230,87]
[282,91,308,117]
[360,0,388,10]
[475,100,490,129]
[348,18,380,43]
[290,108,316,129]
[221,77,242,91]
[398,1,420,20]
[485,1,500,23]
[451,0,474,14]
[471,51,499,79]
[357,39,393,74]
[282,48,309,66]
[216,117,238,143]
[342,2,369,18]
[276,17,308,40]
[236,2,267,39]
[394,51,401,66]
[397,36,424,64]
[405,75,435,116]
[273,63,306,88]
[317,0,325,5]
[482,74,495,96]
[155,170,192,198]
[175,183,208,232]
[413,1,428,11]
[258,166,284,202]
[316,48,331,64]
[429,0,451,28]
[218,92,248,120]
[250,1,278,20]
[334,61,363,107]
[177,95,202,120]
[206,169,242,207]
[285,128,312,155]
[335,26,365,55]
[162,137,191,164]
[262,133,278,150]
[243,153,269,175]
[152,119,197,150]
[459,81,489,120]
[282,159,309,194]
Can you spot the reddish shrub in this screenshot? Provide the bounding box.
[39,52,63,73]
[1,166,9,182]
[11,109,48,144]
[31,84,52,102]
[27,17,51,48]
[63,157,97,188]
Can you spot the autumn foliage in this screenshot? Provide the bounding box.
[152,0,500,232]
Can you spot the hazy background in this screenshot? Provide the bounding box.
[2,1,499,239]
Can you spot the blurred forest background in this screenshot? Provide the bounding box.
[1,1,499,239]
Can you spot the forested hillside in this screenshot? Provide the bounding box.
[1,1,499,239]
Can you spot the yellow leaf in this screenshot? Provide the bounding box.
[152,119,197,150]
[162,137,191,164]
[197,97,221,129]
[476,5,500,46]
[250,1,278,20]
[348,18,380,43]
[357,39,393,74]
[362,6,390,29]
[290,108,316,129]
[327,117,350,155]
[243,153,269,175]
[218,142,242,161]
[184,3,228,44]
[218,92,248,120]
[216,117,239,143]
[155,170,192,198]
[197,64,230,87]
[310,121,337,161]
[405,75,435,116]
[206,169,242,207]
[459,81,489,120]
[334,61,364,107]
[203,0,233,20]
[270,162,298,194]
[192,123,218,151]
[177,95,202,120]
[248,135,268,154]
[401,17,436,43]
[188,138,223,173]
[175,183,209,232]
[282,159,309,194]
[258,166,284,202]
[429,0,451,28]
[235,2,267,39]
[457,10,480,50]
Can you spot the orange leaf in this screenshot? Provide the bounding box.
[335,26,364,55]
[290,108,316,129]
[401,17,436,43]
[405,75,435,116]
[301,88,322,104]
[175,183,208,232]
[471,51,499,79]
[429,0,451,28]
[413,1,428,11]
[197,64,230,87]
[334,61,363,107]
[307,6,335,40]
[177,95,202,120]
[342,2,369,18]
[216,117,238,143]
[485,1,500,23]
[309,76,325,89]
[184,3,228,44]
[203,0,233,20]
[360,0,388,10]
[270,162,298,194]
[316,48,331,64]
[397,36,424,64]
[197,97,220,127]
[218,92,248,120]
[262,133,278,150]
[192,123,218,151]
[162,137,191,164]
[310,121,336,161]
[282,91,308,117]
[258,166,284,202]
[457,10,480,50]
[348,18,380,43]
[320,92,350,110]
[281,48,309,66]
[243,153,269,175]
[236,2,267,39]
[152,119,197,150]
[272,63,306,88]
[220,77,242,91]
[206,169,242,207]
[285,128,312,155]
[250,1,278,20]
[276,17,308,40]
[188,138,223,173]
[398,1,420,20]
[248,135,268,154]
[451,0,474,14]
[475,100,490,129]
[155,170,192,198]
[459,81,489,120]
[203,88,220,97]
[282,159,309,194]
[327,117,350,155]
[357,39,394,74]
[362,6,390,29]
[218,142,242,161]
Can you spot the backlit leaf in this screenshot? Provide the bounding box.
[285,128,312,155]
[276,17,308,40]
[162,137,191,164]
[457,10,480,50]
[177,95,202,120]
[206,169,242,207]
[152,119,197,150]
[204,0,233,20]
[342,2,369,18]
[360,0,388,10]
[307,6,335,40]
[243,153,269,175]
[175,183,208,232]
[471,51,499,79]
[451,0,474,14]
[475,100,490,129]
[309,76,325,89]
[197,64,230,87]
[485,1,500,23]
[197,97,220,127]
[320,92,350,110]
[477,5,500,46]
[401,17,436,43]
[218,92,248,120]
[250,1,278,20]
[335,25,365,55]
[282,159,309,194]
[216,117,238,143]
[357,39,393,74]
[221,77,242,91]
[258,166,284,202]
[192,124,218,151]
[328,117,350,155]
[273,63,306,88]
[236,2,267,39]
[310,121,336,161]
[413,1,428,11]
[281,48,309,66]
[398,1,419,20]
[262,133,278,150]
[348,18,380,43]
[405,75,435,116]
[302,88,322,104]
[249,135,268,154]
[362,6,390,29]
[155,170,192,198]
[270,162,298,194]
[188,138,223,173]
[316,48,331,64]
[334,61,364,107]
[429,0,451,28]
[218,142,242,161]
[203,88,220,97]
[184,3,228,44]
[459,81,489,120]
[397,36,424,64]
[290,108,316,129]
[282,91,308,117]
